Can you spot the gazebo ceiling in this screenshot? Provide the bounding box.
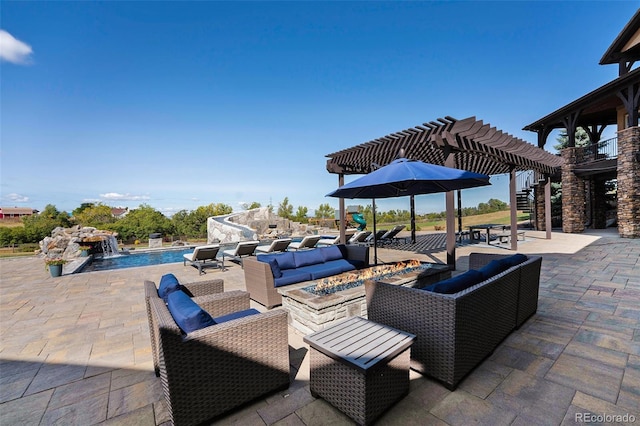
[326,116,563,177]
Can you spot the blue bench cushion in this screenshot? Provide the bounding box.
[212,308,260,324]
[501,253,528,268]
[319,245,344,262]
[158,273,182,302]
[300,260,356,280]
[477,259,506,280]
[167,290,215,333]
[423,269,485,294]
[293,249,325,268]
[274,269,312,287]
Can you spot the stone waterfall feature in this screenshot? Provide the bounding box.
[39,226,121,260]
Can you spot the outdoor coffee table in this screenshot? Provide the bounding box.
[303,316,415,425]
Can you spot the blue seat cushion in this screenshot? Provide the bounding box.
[274,269,312,287]
[158,273,182,302]
[212,308,260,324]
[293,249,325,268]
[500,253,528,268]
[477,259,507,280]
[300,261,355,280]
[423,269,485,294]
[319,245,344,262]
[266,258,282,278]
[167,290,215,333]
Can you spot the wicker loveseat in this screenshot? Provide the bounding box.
[147,289,290,425]
[243,244,370,308]
[365,252,542,390]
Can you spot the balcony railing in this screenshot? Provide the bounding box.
[575,137,618,164]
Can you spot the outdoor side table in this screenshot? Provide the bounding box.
[303,316,415,425]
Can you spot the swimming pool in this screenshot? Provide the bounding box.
[82,247,196,272]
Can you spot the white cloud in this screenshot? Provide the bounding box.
[100,192,151,201]
[4,193,30,203]
[0,30,33,65]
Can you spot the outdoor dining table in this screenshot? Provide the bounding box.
[468,223,502,245]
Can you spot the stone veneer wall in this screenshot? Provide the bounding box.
[534,184,545,231]
[561,147,586,233]
[617,126,640,238]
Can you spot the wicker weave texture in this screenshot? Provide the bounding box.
[149,295,290,426]
[144,278,224,376]
[310,347,410,425]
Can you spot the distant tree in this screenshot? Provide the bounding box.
[293,206,309,223]
[21,204,71,243]
[109,204,173,241]
[240,201,261,210]
[553,127,590,152]
[73,203,116,227]
[171,203,232,239]
[277,197,293,219]
[72,202,95,217]
[315,203,335,219]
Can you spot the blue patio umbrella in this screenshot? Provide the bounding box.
[326,158,491,199]
[326,158,491,264]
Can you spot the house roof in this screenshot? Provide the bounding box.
[326,116,562,177]
[600,9,640,66]
[0,207,35,215]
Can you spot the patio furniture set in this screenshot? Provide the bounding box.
[146,247,542,425]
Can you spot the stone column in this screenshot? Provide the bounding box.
[561,148,586,233]
[617,126,640,238]
[534,184,545,231]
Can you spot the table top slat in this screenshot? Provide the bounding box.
[304,317,415,372]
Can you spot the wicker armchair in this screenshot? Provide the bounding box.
[144,278,224,376]
[148,290,290,425]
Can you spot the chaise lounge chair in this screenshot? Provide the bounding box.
[288,235,322,250]
[364,229,388,246]
[183,244,223,275]
[316,229,356,246]
[377,225,407,245]
[348,230,372,245]
[255,238,292,254]
[222,240,260,267]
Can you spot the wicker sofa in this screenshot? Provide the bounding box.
[243,244,370,308]
[147,289,290,425]
[365,252,542,390]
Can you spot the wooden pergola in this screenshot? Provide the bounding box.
[326,116,563,268]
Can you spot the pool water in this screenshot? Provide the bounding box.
[82,248,196,272]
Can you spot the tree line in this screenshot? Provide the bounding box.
[0,197,509,247]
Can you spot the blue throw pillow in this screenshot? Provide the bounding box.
[267,258,282,278]
[275,252,296,270]
[320,245,344,262]
[212,308,260,324]
[501,253,528,268]
[424,269,484,294]
[477,259,506,280]
[293,249,325,268]
[158,273,182,302]
[167,290,215,333]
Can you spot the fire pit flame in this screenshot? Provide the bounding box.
[309,259,426,295]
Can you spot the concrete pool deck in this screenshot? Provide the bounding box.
[0,229,638,425]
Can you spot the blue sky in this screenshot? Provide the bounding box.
[1,2,636,217]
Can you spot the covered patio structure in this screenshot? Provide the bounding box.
[326,116,563,268]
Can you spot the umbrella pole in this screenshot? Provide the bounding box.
[372,198,378,265]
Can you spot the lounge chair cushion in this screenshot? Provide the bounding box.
[158,273,182,302]
[423,269,485,294]
[167,290,215,333]
[293,249,325,268]
[212,308,260,324]
[274,269,312,287]
[320,245,344,262]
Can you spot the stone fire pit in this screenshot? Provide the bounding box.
[278,261,451,334]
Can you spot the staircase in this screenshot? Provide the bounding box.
[516,170,543,217]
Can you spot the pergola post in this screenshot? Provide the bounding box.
[509,167,518,251]
[545,176,552,239]
[445,154,456,269]
[338,174,345,243]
